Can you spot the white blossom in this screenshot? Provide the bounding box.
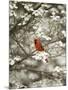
[61,30,66,37]
[14,56,21,61]
[9,59,15,65]
[32,51,49,63]
[53,66,63,72]
[59,41,65,47]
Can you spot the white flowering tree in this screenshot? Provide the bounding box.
[9,0,66,89]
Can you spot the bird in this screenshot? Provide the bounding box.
[34,38,49,63]
[34,38,44,51]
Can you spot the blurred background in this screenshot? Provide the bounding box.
[9,0,66,89]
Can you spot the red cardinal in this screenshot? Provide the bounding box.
[34,38,44,51]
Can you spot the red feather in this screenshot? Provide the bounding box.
[34,38,44,51]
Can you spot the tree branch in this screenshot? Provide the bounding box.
[10,3,42,36]
[12,33,28,56]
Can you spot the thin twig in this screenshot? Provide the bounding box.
[12,33,28,55]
